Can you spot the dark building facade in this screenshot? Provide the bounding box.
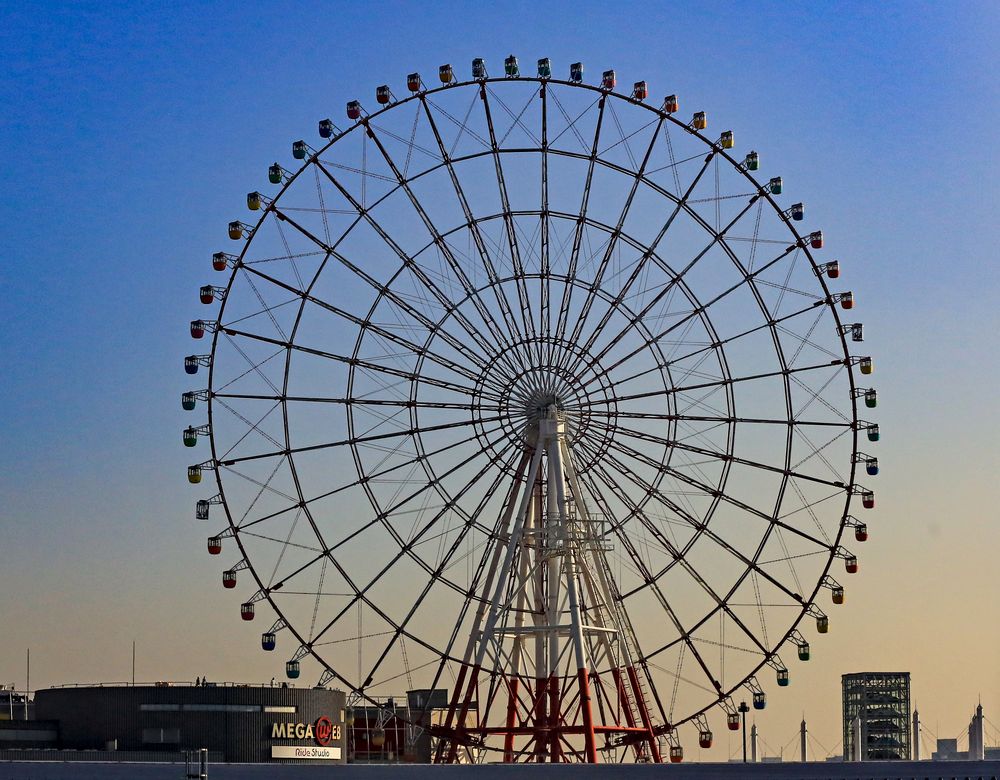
[32,684,346,763]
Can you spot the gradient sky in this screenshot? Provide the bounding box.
[1,0,998,760]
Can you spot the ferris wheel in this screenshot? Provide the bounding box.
[183,55,878,764]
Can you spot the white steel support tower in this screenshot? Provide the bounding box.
[436,406,660,762]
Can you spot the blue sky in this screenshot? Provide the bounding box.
[1,0,998,759]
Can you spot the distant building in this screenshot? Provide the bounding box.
[842,672,911,760]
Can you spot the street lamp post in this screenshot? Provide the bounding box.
[739,701,751,763]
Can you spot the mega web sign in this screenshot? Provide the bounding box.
[271,716,342,760]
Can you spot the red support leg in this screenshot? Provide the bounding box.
[447,664,481,764]
[626,665,662,762]
[435,663,469,763]
[503,678,519,762]
[533,677,547,762]
[577,668,599,763]
[548,674,561,762]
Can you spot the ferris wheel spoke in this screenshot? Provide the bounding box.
[654,300,830,378]
[254,208,501,374]
[216,392,500,413]
[570,193,762,380]
[559,159,737,382]
[220,411,499,468]
[563,116,665,358]
[590,409,851,431]
[212,331,285,397]
[418,97,530,359]
[599,433,831,554]
[608,421,846,490]
[579,444,804,659]
[585,358,844,409]
[238,417,508,537]
[239,261,490,379]
[789,371,852,425]
[307,437,522,657]
[478,86,538,353]
[579,236,803,389]
[221,326,494,402]
[538,84,554,351]
[307,164,507,363]
[553,92,607,348]
[572,462,729,695]
[213,397,284,460]
[354,445,524,688]
[363,122,529,359]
